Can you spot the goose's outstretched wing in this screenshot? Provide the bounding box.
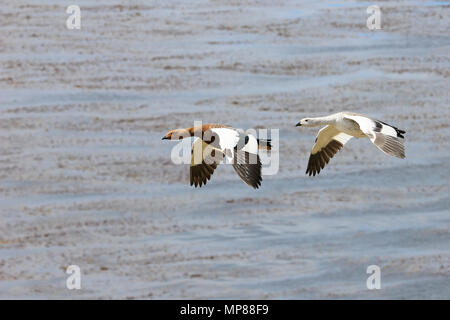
[208,128,262,188]
[190,138,224,187]
[232,133,262,189]
[306,125,353,176]
[345,115,405,159]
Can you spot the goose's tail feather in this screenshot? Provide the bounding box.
[377,120,406,138]
[257,139,271,151]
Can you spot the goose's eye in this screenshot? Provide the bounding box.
[305,120,308,122]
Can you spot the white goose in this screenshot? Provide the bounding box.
[296,112,406,176]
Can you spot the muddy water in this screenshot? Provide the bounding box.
[0,0,449,299]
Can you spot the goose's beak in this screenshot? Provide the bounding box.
[162,136,169,140]
[295,122,301,127]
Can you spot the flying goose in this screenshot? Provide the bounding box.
[296,112,406,176]
[162,124,271,188]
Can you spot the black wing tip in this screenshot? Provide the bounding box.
[376,119,406,138]
[397,129,406,139]
[249,179,262,189]
[191,180,207,188]
[190,161,215,188]
[232,151,262,189]
[394,127,406,139]
[305,140,343,177]
[247,172,262,189]
[243,169,262,189]
[305,166,319,176]
[190,179,206,188]
[305,167,318,176]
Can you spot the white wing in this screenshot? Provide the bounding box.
[345,115,405,159]
[208,128,240,161]
[306,125,353,176]
[240,133,258,155]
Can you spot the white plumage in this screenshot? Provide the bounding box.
[296,112,406,176]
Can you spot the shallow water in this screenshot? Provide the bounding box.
[0,0,449,299]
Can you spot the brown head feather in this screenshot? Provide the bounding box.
[163,124,231,140]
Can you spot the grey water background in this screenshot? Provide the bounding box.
[0,0,449,298]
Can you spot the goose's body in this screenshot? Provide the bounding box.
[162,124,271,188]
[296,112,406,176]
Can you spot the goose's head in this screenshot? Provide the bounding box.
[162,128,191,140]
[296,118,317,127]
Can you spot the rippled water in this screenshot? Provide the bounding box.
[0,0,449,299]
